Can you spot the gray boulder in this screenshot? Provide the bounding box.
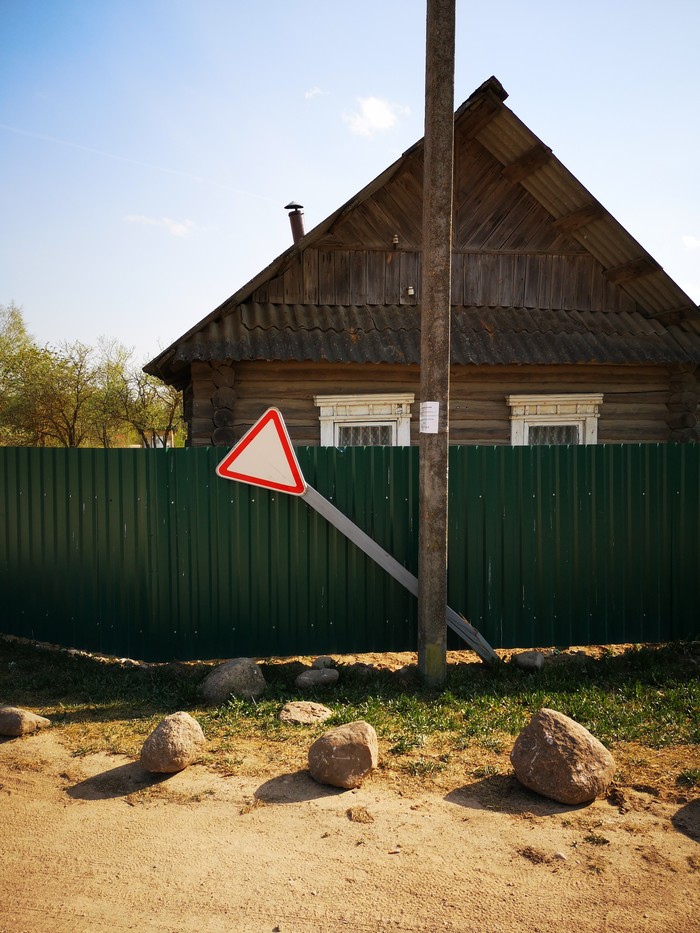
[312,656,335,670]
[199,657,266,704]
[513,650,545,672]
[0,706,51,736]
[140,712,206,773]
[308,720,378,789]
[279,701,334,725]
[296,668,339,689]
[510,708,616,805]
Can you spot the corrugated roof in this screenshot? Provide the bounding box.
[174,303,700,367]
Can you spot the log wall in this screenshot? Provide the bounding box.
[186,360,681,447]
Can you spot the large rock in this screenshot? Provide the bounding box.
[308,720,378,789]
[279,701,334,725]
[0,706,51,736]
[296,668,339,689]
[198,658,266,704]
[140,712,206,773]
[510,708,616,805]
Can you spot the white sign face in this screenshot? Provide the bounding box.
[215,407,306,495]
[419,401,440,434]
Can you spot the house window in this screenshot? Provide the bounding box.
[506,394,603,446]
[314,393,415,446]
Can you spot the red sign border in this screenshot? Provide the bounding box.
[215,407,306,495]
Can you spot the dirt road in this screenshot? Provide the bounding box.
[1,730,698,932]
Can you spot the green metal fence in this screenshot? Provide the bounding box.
[0,444,697,661]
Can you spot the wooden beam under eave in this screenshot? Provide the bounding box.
[552,202,606,234]
[650,306,694,326]
[459,90,505,140]
[604,256,662,286]
[501,144,553,184]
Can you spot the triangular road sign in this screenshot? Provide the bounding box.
[215,407,307,495]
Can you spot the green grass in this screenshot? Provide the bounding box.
[677,768,700,788]
[1,638,698,760]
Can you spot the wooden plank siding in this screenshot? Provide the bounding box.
[252,249,637,313]
[183,360,673,447]
[248,137,641,314]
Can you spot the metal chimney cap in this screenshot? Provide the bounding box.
[284,201,304,211]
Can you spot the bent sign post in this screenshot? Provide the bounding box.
[216,408,498,665]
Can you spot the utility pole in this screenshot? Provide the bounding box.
[418,0,455,688]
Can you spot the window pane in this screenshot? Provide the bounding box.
[528,424,579,445]
[337,424,394,446]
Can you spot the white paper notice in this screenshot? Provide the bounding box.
[420,401,440,434]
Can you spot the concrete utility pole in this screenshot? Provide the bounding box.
[418,0,455,688]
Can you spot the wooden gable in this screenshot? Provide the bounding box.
[249,116,638,316]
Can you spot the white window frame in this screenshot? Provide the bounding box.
[506,394,603,446]
[313,393,415,447]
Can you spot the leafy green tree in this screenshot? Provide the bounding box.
[0,304,182,447]
[120,367,182,448]
[0,303,56,445]
[0,301,32,362]
[42,341,102,447]
[96,339,183,448]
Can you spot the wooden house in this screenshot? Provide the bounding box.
[145,77,700,448]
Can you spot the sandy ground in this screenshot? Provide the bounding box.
[1,727,699,933]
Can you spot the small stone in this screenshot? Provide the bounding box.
[279,701,334,725]
[198,658,266,704]
[513,651,545,672]
[395,664,418,683]
[308,720,379,789]
[312,656,335,670]
[348,662,375,679]
[0,706,51,736]
[295,668,339,689]
[510,708,615,805]
[140,712,206,773]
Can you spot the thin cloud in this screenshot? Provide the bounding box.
[305,86,324,100]
[682,235,700,250]
[124,215,197,237]
[0,122,277,203]
[344,97,410,137]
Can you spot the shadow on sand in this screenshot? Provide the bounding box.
[66,761,172,800]
[254,769,345,805]
[672,797,700,843]
[445,773,590,816]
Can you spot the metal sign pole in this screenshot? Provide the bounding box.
[302,485,498,665]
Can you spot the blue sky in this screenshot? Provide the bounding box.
[1,0,698,364]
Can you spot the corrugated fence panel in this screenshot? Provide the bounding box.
[0,444,698,660]
[447,444,699,648]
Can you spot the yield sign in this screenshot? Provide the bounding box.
[215,407,306,495]
[214,406,498,663]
